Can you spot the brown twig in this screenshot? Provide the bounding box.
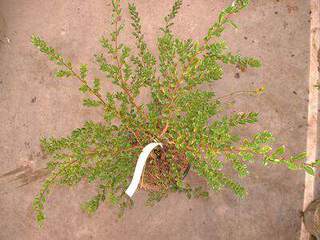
[113,19,149,122]
[61,62,107,106]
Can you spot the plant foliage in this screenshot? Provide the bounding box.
[31,0,320,225]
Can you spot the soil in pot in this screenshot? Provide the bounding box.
[140,145,190,192]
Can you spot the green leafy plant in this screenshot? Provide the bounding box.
[31,0,320,225]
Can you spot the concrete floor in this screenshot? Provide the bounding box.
[0,0,312,239]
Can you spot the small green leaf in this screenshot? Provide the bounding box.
[80,64,88,79]
[55,70,72,78]
[35,211,46,226]
[79,84,89,93]
[291,152,307,161]
[314,159,320,167]
[259,146,272,154]
[93,78,101,93]
[287,162,298,170]
[83,98,101,107]
[274,146,285,156]
[240,152,254,161]
[303,165,315,176]
[247,58,261,68]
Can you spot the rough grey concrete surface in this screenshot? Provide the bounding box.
[0,0,312,239]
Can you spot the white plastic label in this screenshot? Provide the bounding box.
[125,142,163,198]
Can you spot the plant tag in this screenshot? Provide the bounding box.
[125,142,163,198]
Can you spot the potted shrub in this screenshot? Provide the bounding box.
[31,0,320,224]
